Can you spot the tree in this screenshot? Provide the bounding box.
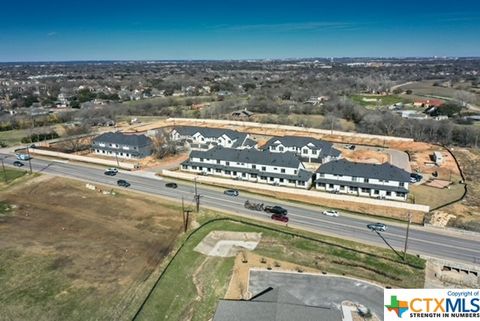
[242,83,256,92]
[436,102,463,117]
[151,130,177,159]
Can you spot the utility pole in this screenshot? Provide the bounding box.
[403,212,412,261]
[194,176,200,212]
[182,196,193,233]
[1,157,7,183]
[26,147,33,174]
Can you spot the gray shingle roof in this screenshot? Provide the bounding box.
[213,287,342,321]
[190,146,302,168]
[316,159,410,182]
[93,132,152,147]
[173,126,247,141]
[265,136,341,158]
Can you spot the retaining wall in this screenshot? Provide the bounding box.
[30,149,136,170]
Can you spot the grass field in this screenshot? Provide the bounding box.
[410,179,466,209]
[135,213,425,321]
[398,80,480,103]
[350,94,411,108]
[0,128,30,146]
[0,176,183,321]
[0,167,28,184]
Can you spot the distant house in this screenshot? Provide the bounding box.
[433,151,443,166]
[264,136,341,163]
[414,98,444,108]
[171,126,255,150]
[92,132,152,159]
[315,159,410,201]
[305,96,330,105]
[181,146,313,189]
[231,108,254,119]
[394,110,429,120]
[213,287,342,321]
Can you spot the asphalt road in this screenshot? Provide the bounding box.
[2,154,480,265]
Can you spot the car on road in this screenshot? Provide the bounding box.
[224,189,239,196]
[322,210,339,217]
[13,161,24,167]
[410,173,423,183]
[117,179,131,187]
[165,182,178,188]
[106,168,118,173]
[367,223,388,232]
[271,213,289,223]
[15,153,32,161]
[104,170,117,176]
[265,205,288,215]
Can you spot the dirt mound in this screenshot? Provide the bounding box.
[194,231,262,257]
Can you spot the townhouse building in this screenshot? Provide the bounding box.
[264,136,342,163]
[180,146,313,188]
[171,126,256,150]
[92,132,153,159]
[314,159,410,201]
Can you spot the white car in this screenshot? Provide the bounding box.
[106,167,118,173]
[323,210,339,217]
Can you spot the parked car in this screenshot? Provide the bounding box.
[367,223,388,232]
[104,170,117,176]
[117,179,131,187]
[106,168,118,173]
[322,210,339,217]
[410,173,423,183]
[224,189,239,196]
[271,213,289,223]
[13,161,24,167]
[264,205,288,215]
[345,144,356,150]
[165,182,178,188]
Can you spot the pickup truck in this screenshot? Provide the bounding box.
[264,205,288,216]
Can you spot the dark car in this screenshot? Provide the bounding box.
[264,205,288,215]
[367,223,388,232]
[410,173,423,183]
[165,182,178,188]
[224,189,239,196]
[104,170,117,176]
[117,179,131,187]
[13,161,24,167]
[271,213,289,223]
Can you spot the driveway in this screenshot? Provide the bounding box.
[249,270,384,319]
[385,148,411,172]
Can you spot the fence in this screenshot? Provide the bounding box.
[29,148,136,170]
[161,170,430,223]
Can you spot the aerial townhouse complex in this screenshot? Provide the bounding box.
[170,126,256,150]
[315,159,410,201]
[174,126,411,201]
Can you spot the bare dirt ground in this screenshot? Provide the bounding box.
[434,148,480,231]
[0,176,183,321]
[341,149,389,164]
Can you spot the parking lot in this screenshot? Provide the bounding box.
[249,270,384,319]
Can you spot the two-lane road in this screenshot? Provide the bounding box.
[2,154,480,264]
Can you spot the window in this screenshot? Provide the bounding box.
[216,160,221,164]
[225,170,231,175]
[318,183,326,187]
[192,166,197,170]
[386,191,391,196]
[312,150,317,155]
[269,177,274,181]
[349,186,358,191]
[298,181,305,186]
[279,146,284,152]
[233,171,237,175]
[199,166,203,170]
[261,166,266,171]
[397,192,406,197]
[251,174,257,178]
[242,173,246,177]
[374,190,379,195]
[361,188,370,193]
[260,176,267,180]
[289,179,295,183]
[328,184,334,188]
[182,165,187,169]
[294,170,297,174]
[279,178,284,182]
[365,178,370,183]
[400,182,405,187]
[200,158,204,162]
[252,165,256,169]
[352,176,358,182]
[207,168,211,172]
[226,161,230,166]
[215,169,221,173]
[302,148,308,154]
[281,169,285,173]
[340,185,345,190]
[274,167,277,171]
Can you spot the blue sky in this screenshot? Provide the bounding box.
[1,0,479,61]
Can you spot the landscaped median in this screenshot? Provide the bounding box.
[132,213,426,321]
[160,169,430,223]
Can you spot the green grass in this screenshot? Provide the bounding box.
[0,168,28,184]
[350,94,411,108]
[0,129,30,146]
[410,180,466,209]
[135,214,425,320]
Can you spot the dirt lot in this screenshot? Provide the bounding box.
[0,176,183,321]
[433,148,480,231]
